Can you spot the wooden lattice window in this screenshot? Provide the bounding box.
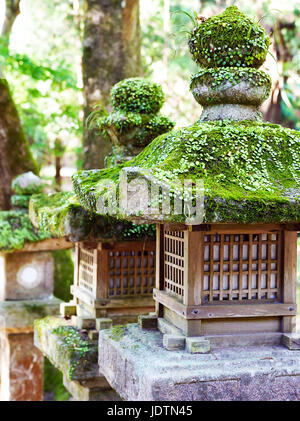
[202,232,282,303]
[78,247,95,295]
[164,230,185,300]
[108,248,155,297]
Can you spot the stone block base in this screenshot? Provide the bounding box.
[98,324,300,401]
[0,332,43,401]
[34,316,120,401]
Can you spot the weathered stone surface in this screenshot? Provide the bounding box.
[63,375,121,401]
[96,318,113,331]
[0,251,54,301]
[98,324,300,401]
[282,333,300,350]
[0,332,43,401]
[163,334,185,351]
[192,79,269,107]
[34,316,99,382]
[186,337,210,354]
[0,298,61,333]
[72,315,96,330]
[199,104,262,122]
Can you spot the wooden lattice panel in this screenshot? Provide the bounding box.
[78,247,95,295]
[202,232,282,302]
[164,230,185,300]
[108,248,155,297]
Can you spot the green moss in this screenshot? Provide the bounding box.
[51,325,97,380]
[52,249,74,302]
[11,194,30,209]
[44,357,70,401]
[30,189,156,241]
[72,120,300,224]
[188,6,270,68]
[94,111,174,148]
[0,210,51,252]
[190,68,271,98]
[23,303,48,318]
[111,77,164,114]
[109,325,126,342]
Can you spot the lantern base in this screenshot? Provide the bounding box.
[98,323,300,401]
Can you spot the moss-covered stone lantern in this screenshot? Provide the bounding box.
[30,79,174,329]
[72,7,300,349]
[0,172,71,401]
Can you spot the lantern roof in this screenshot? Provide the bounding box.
[71,6,300,226]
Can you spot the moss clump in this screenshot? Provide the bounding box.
[94,111,174,148]
[11,194,30,209]
[72,120,300,224]
[51,325,97,380]
[0,210,51,252]
[52,249,74,302]
[188,6,270,68]
[30,190,156,241]
[111,77,164,114]
[109,325,126,342]
[190,67,271,98]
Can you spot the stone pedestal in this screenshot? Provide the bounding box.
[34,316,121,401]
[0,298,60,401]
[98,323,300,401]
[0,333,43,401]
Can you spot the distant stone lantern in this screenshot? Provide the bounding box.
[0,172,71,401]
[30,78,174,329]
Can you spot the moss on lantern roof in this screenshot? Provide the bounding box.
[29,191,156,242]
[111,77,164,114]
[188,6,270,68]
[0,210,51,253]
[72,119,300,224]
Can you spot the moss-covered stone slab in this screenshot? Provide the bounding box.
[72,120,300,224]
[29,190,156,241]
[0,210,51,253]
[34,316,99,381]
[0,298,61,333]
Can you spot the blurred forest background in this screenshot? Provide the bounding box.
[0,0,299,400]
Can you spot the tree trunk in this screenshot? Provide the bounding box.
[82,0,141,169]
[1,0,20,39]
[0,1,37,210]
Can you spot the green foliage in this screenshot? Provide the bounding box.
[111,77,164,114]
[11,194,30,209]
[188,6,270,68]
[190,67,271,98]
[52,249,74,302]
[43,357,70,401]
[0,210,51,252]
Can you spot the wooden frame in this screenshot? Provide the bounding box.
[154,223,298,337]
[72,240,156,320]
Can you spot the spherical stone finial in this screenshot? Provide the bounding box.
[111,77,165,114]
[188,6,270,69]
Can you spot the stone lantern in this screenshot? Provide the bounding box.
[70,7,300,400]
[30,79,174,400]
[0,172,72,401]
